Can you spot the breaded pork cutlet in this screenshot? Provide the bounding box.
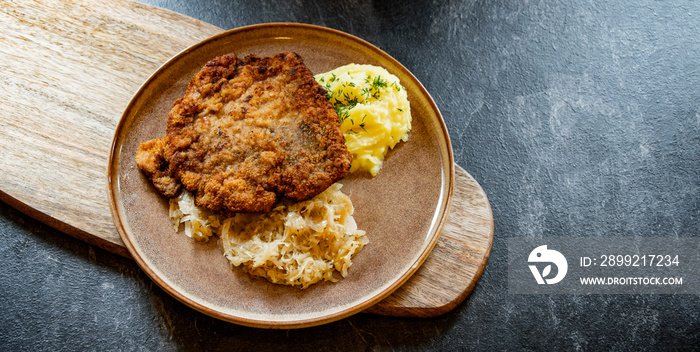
[135,52,352,214]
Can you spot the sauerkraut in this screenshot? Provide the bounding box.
[169,190,220,241]
[170,183,367,289]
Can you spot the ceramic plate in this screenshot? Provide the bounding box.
[108,23,453,328]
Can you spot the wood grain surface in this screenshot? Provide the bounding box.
[365,166,493,317]
[0,0,493,318]
[0,0,221,255]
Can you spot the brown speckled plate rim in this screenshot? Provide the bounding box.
[108,23,454,329]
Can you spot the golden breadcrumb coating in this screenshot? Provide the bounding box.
[136,52,351,214]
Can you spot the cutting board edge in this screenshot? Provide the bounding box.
[363,252,490,317]
[0,188,132,258]
[364,169,495,317]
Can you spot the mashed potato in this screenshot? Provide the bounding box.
[170,183,367,289]
[315,64,411,176]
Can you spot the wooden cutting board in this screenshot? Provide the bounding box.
[0,0,493,318]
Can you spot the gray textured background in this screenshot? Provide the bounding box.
[2,0,699,350]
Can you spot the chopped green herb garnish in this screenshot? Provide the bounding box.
[359,115,367,132]
[334,103,357,124]
[346,115,368,134]
[342,92,359,106]
[371,76,389,90]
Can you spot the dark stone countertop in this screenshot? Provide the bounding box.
[1,0,698,350]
